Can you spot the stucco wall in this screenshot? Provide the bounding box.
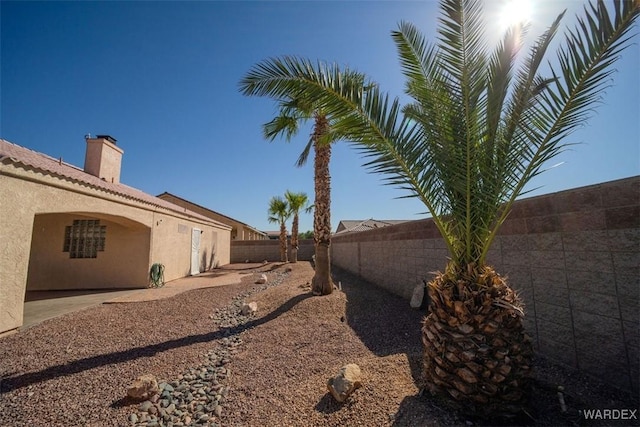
[331,176,639,392]
[231,239,315,263]
[150,217,229,280]
[27,213,150,290]
[0,162,231,334]
[157,193,266,241]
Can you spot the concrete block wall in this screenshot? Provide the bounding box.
[331,176,639,392]
[230,239,314,263]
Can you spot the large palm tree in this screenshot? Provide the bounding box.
[243,0,639,416]
[267,196,291,263]
[285,190,312,263]
[240,61,366,295]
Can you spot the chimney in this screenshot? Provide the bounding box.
[84,135,123,183]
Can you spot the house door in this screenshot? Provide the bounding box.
[190,228,201,275]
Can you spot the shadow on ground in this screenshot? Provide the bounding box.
[332,266,426,385]
[314,393,343,415]
[1,290,311,394]
[219,262,286,273]
[24,289,140,302]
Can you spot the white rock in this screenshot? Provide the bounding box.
[241,302,258,315]
[327,364,362,403]
[255,274,268,284]
[410,283,425,309]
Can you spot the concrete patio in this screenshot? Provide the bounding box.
[20,264,271,330]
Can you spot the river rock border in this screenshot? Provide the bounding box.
[128,269,291,427]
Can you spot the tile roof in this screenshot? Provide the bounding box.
[0,139,229,228]
[335,219,410,234]
[157,192,266,235]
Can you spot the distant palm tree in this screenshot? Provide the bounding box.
[267,196,291,263]
[244,0,639,416]
[240,60,366,295]
[285,190,312,263]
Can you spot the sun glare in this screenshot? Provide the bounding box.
[499,0,533,31]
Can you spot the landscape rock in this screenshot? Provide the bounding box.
[255,274,268,284]
[125,270,292,425]
[327,363,363,403]
[410,283,425,309]
[127,374,160,401]
[241,302,258,316]
[138,400,153,412]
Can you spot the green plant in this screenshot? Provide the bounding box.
[285,190,312,263]
[268,196,291,262]
[241,60,366,294]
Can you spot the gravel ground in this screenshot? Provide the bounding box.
[0,262,637,427]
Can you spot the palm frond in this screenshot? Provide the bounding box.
[285,190,310,213]
[241,55,373,168]
[341,84,460,258]
[482,0,639,262]
[437,0,487,106]
[263,114,300,142]
[392,21,439,104]
[296,138,313,167]
[267,196,291,224]
[240,56,368,115]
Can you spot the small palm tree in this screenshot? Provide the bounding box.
[240,60,366,295]
[268,196,291,263]
[285,190,312,263]
[243,0,639,416]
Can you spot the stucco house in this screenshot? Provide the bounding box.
[157,192,267,241]
[0,135,231,336]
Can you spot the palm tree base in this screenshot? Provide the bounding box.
[422,265,533,418]
[311,243,333,295]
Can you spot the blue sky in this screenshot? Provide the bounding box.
[2,1,638,234]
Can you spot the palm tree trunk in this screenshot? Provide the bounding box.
[311,113,333,295]
[422,265,533,417]
[291,213,299,263]
[279,222,288,263]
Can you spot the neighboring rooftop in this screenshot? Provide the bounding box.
[266,230,292,239]
[335,219,411,234]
